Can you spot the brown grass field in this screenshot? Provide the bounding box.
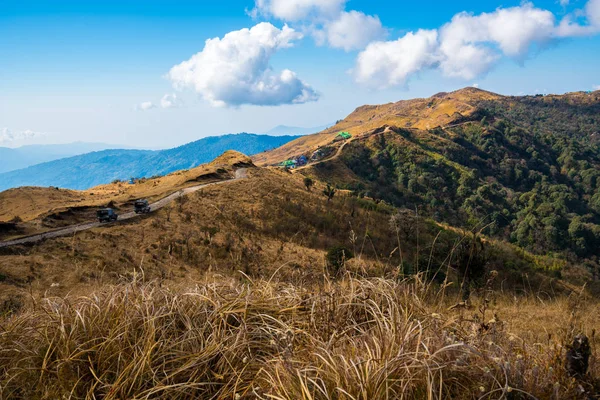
[0,274,598,399]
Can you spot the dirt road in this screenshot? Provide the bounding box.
[292,126,391,172]
[0,169,247,249]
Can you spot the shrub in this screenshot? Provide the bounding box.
[323,183,336,202]
[326,245,354,277]
[453,235,488,300]
[303,177,314,192]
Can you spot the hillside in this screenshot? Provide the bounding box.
[1,157,584,299]
[0,133,298,191]
[253,87,502,165]
[1,153,599,398]
[254,88,600,272]
[0,150,252,238]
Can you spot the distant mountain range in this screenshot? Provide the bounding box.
[266,124,332,136]
[0,142,136,174]
[0,133,299,191]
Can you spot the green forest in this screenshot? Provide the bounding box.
[340,94,600,273]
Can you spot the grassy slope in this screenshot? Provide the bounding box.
[0,167,598,399]
[0,164,584,305]
[0,151,252,226]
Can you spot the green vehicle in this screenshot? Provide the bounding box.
[334,132,352,142]
[280,159,297,168]
[96,208,118,223]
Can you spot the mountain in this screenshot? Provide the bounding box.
[0,142,136,174]
[266,124,332,136]
[0,133,299,191]
[2,90,600,400]
[256,87,600,265]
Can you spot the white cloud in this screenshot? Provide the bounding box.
[354,30,440,89]
[160,93,183,109]
[0,128,46,145]
[437,40,499,80]
[136,101,156,111]
[560,0,570,6]
[594,84,600,90]
[135,94,183,111]
[438,4,556,79]
[589,0,600,25]
[318,11,386,51]
[473,83,480,88]
[167,23,319,107]
[355,1,600,88]
[252,0,382,51]
[251,0,345,21]
[557,0,600,36]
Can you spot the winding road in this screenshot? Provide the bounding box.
[292,127,391,173]
[0,169,248,249]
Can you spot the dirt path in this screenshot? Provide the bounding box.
[441,120,475,130]
[0,169,248,249]
[292,127,391,172]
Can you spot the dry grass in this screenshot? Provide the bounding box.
[0,166,585,312]
[0,167,407,302]
[1,274,598,399]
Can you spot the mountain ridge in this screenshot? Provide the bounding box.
[265,124,333,136]
[252,87,598,166]
[0,133,299,191]
[0,142,139,174]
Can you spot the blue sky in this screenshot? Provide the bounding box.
[1,0,599,148]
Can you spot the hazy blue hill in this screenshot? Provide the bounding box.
[266,124,332,136]
[0,133,298,191]
[0,142,135,174]
[153,133,295,174]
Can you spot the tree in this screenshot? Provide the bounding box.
[303,177,314,192]
[453,234,488,301]
[389,209,416,241]
[323,183,336,202]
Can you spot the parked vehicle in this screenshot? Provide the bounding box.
[134,199,151,214]
[97,208,118,223]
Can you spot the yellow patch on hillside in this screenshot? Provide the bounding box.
[253,87,503,166]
